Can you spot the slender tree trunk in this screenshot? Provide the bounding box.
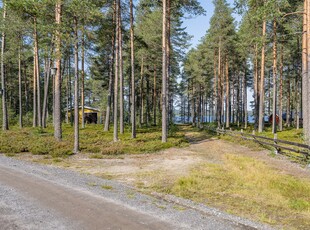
[42,48,53,128]
[73,16,79,153]
[287,77,291,127]
[258,19,266,133]
[118,0,124,134]
[52,67,55,125]
[295,76,300,129]
[23,63,29,113]
[279,43,284,131]
[139,57,144,127]
[34,17,42,127]
[1,2,8,130]
[153,65,157,126]
[254,44,259,129]
[81,28,85,128]
[305,0,310,141]
[162,0,168,142]
[225,57,230,128]
[18,42,22,128]
[167,0,171,126]
[66,58,69,124]
[217,41,222,127]
[113,0,119,142]
[213,50,217,123]
[130,0,136,137]
[54,0,62,140]
[146,76,150,126]
[104,6,115,132]
[243,63,247,129]
[272,19,277,134]
[33,36,37,127]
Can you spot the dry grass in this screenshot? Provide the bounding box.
[166,154,310,229]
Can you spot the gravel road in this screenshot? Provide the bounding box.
[0,155,272,230]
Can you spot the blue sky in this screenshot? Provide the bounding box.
[182,0,253,109]
[183,0,240,49]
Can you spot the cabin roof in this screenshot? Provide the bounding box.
[66,106,101,112]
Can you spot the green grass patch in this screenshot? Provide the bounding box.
[0,124,188,158]
[165,154,310,229]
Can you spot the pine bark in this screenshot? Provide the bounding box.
[34,17,42,127]
[272,19,277,134]
[33,33,37,127]
[153,65,157,126]
[279,43,284,131]
[42,48,53,128]
[130,0,136,138]
[104,5,116,132]
[217,42,222,127]
[113,0,119,142]
[162,0,168,142]
[81,29,85,128]
[73,16,79,153]
[258,19,266,133]
[1,2,8,130]
[54,0,62,140]
[304,0,310,142]
[254,44,259,129]
[225,57,229,128]
[18,42,22,128]
[243,63,247,129]
[118,0,124,134]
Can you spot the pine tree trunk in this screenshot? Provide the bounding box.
[146,76,150,126]
[42,48,53,128]
[272,19,277,134]
[162,0,168,142]
[33,36,37,127]
[81,28,85,128]
[34,17,42,127]
[287,77,291,127]
[18,42,22,128]
[167,0,171,126]
[73,16,79,153]
[24,63,29,113]
[66,58,69,124]
[258,19,266,133]
[1,2,8,130]
[139,57,144,127]
[302,0,307,137]
[104,7,115,132]
[153,65,157,126]
[254,44,259,129]
[113,0,119,142]
[217,42,221,127]
[279,43,284,131]
[130,0,136,137]
[118,0,124,134]
[225,57,230,128]
[213,50,217,123]
[243,63,247,129]
[54,0,62,140]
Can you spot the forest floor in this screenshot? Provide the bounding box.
[4,125,310,229]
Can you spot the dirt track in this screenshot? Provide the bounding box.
[0,154,270,230]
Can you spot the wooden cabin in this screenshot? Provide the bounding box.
[68,106,102,124]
